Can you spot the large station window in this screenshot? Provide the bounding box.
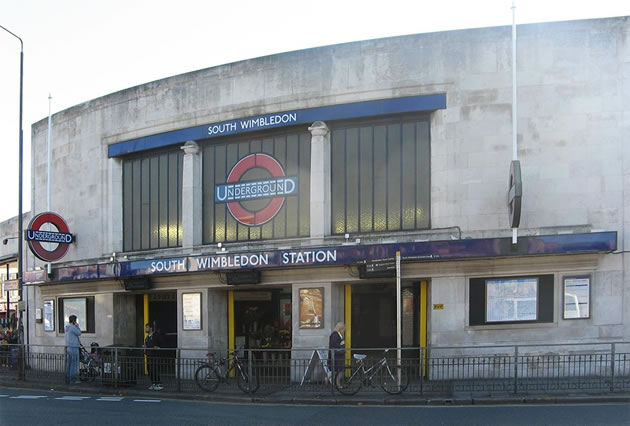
[469,275,554,326]
[331,117,430,235]
[202,130,311,243]
[122,149,183,251]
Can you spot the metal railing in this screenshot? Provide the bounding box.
[0,342,628,398]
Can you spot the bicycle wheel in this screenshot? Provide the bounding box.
[85,359,99,383]
[381,364,408,395]
[335,366,362,395]
[195,364,220,392]
[79,359,95,383]
[236,362,260,393]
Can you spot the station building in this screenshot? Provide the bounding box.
[1,16,627,359]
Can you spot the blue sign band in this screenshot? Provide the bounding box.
[46,232,616,283]
[108,94,446,157]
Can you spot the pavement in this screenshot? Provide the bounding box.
[1,377,629,406]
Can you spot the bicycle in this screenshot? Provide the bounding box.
[78,344,101,383]
[195,350,259,393]
[334,349,408,395]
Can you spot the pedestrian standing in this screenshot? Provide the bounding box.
[65,315,82,384]
[144,323,163,390]
[328,322,345,386]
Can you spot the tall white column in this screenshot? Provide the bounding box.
[181,141,202,249]
[309,121,331,240]
[108,158,123,254]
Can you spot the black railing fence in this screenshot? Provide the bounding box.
[0,342,628,397]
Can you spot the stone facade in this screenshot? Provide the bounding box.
[0,16,625,351]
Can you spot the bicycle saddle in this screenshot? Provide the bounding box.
[353,354,367,360]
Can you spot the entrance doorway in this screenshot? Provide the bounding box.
[232,288,292,351]
[350,282,424,349]
[135,293,177,349]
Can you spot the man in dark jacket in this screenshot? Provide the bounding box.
[144,323,163,390]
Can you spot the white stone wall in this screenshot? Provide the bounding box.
[13,16,629,347]
[26,17,629,265]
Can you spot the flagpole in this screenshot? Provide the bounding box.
[47,94,53,278]
[511,0,518,245]
[47,94,52,211]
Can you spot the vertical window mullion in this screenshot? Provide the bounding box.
[148,158,152,249]
[248,141,252,241]
[399,122,403,230]
[224,146,228,242]
[282,135,289,238]
[357,128,361,234]
[385,125,389,230]
[167,154,171,247]
[371,125,375,232]
[272,141,276,239]
[178,151,182,246]
[414,122,418,229]
[157,155,164,248]
[344,130,348,233]
[140,160,143,250]
[296,136,300,237]
[213,147,218,243]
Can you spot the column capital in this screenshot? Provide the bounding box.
[181,140,200,155]
[308,121,329,137]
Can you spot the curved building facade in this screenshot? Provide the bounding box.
[9,16,627,355]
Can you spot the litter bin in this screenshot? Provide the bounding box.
[101,346,141,387]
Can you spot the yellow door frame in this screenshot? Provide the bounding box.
[143,294,149,375]
[420,280,428,376]
[344,284,351,367]
[228,290,235,377]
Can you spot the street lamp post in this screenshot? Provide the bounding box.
[0,24,25,374]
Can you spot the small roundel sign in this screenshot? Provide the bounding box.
[26,212,74,262]
[214,153,298,226]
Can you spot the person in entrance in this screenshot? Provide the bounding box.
[144,323,163,390]
[329,322,345,385]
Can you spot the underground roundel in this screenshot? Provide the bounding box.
[214,153,298,226]
[26,212,74,262]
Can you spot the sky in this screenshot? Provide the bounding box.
[0,0,628,223]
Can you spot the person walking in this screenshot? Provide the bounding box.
[144,323,163,390]
[64,315,82,384]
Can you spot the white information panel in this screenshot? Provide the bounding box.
[43,299,54,331]
[564,276,590,319]
[183,292,202,330]
[486,278,537,322]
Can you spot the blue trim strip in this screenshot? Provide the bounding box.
[45,232,616,283]
[108,94,446,157]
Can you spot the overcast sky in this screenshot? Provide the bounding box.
[0,0,627,223]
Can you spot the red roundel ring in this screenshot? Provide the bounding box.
[226,153,286,226]
[27,212,72,262]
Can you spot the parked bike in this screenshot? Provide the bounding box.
[335,349,408,395]
[195,350,259,393]
[78,343,101,383]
